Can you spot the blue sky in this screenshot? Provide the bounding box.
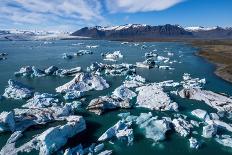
[0,0,231,31]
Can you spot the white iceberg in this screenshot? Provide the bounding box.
[98,120,133,145]
[23,93,59,108]
[3,79,34,99]
[87,96,131,115]
[56,72,109,93]
[112,85,136,100]
[136,83,178,111]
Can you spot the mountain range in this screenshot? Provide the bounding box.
[71,24,232,40]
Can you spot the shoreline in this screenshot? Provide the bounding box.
[190,40,232,83]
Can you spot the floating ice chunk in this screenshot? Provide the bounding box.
[179,88,232,112]
[63,90,83,100]
[56,73,109,93]
[157,80,180,87]
[98,150,113,155]
[0,116,86,155]
[62,53,73,59]
[136,83,178,111]
[213,120,232,133]
[172,118,192,137]
[202,124,217,138]
[138,117,171,142]
[191,109,211,122]
[44,66,58,75]
[55,67,82,77]
[159,65,173,70]
[112,85,136,100]
[87,96,131,115]
[86,45,98,48]
[210,113,220,120]
[7,131,23,143]
[3,79,34,99]
[74,50,93,56]
[145,52,157,58]
[181,73,206,89]
[103,51,123,61]
[23,93,59,108]
[64,144,84,155]
[189,137,201,149]
[14,66,33,77]
[135,112,153,125]
[215,135,232,148]
[31,66,46,77]
[94,143,104,153]
[0,111,15,133]
[123,75,146,88]
[65,101,82,110]
[98,120,133,145]
[190,120,200,127]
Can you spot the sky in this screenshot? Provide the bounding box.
[0,0,231,32]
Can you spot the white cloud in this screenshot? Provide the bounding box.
[106,0,185,13]
[0,0,107,30]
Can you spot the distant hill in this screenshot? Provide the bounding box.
[71,24,232,40]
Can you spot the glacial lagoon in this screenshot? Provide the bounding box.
[0,40,232,155]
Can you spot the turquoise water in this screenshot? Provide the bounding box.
[0,40,232,155]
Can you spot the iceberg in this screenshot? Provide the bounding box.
[62,53,73,59]
[0,111,15,133]
[191,109,211,122]
[56,72,109,93]
[63,90,83,100]
[136,115,171,142]
[87,96,131,115]
[123,75,146,88]
[44,66,58,75]
[74,49,93,56]
[172,118,192,137]
[112,85,136,100]
[136,83,178,111]
[189,137,201,149]
[55,67,82,77]
[0,116,86,155]
[215,135,232,148]
[179,88,232,112]
[3,79,34,99]
[202,124,218,138]
[22,93,59,108]
[98,120,133,145]
[103,51,123,61]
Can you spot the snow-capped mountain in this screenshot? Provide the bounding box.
[72,24,232,39]
[72,24,193,39]
[93,24,148,31]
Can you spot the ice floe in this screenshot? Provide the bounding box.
[98,120,133,145]
[179,88,232,112]
[123,75,146,88]
[189,137,201,149]
[112,85,136,100]
[56,72,109,93]
[102,51,123,61]
[215,135,232,148]
[3,79,34,99]
[22,93,59,108]
[136,83,178,111]
[87,96,131,115]
[1,116,86,155]
[135,113,171,142]
[15,66,81,77]
[172,118,192,137]
[202,124,218,138]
